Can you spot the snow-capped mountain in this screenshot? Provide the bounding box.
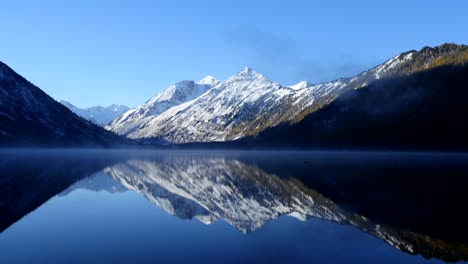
[0,61,125,146]
[60,100,129,126]
[105,52,421,144]
[107,76,219,135]
[109,67,344,143]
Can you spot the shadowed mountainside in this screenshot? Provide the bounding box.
[0,62,129,147]
[238,63,468,150]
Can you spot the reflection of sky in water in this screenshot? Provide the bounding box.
[0,188,439,264]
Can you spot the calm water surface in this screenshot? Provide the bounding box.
[0,150,467,263]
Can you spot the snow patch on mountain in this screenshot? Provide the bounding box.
[373,52,415,79]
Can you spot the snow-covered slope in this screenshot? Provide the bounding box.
[107,77,219,135]
[60,100,129,126]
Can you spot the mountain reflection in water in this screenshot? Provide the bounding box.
[0,150,467,263]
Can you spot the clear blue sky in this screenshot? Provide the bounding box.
[1,0,467,107]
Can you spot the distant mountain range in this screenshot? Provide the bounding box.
[60,100,129,126]
[1,43,468,149]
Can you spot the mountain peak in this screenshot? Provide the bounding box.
[231,67,265,80]
[241,66,252,72]
[197,75,220,86]
[240,67,257,75]
[288,81,312,90]
[220,67,274,88]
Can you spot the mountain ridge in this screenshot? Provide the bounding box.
[109,43,468,144]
